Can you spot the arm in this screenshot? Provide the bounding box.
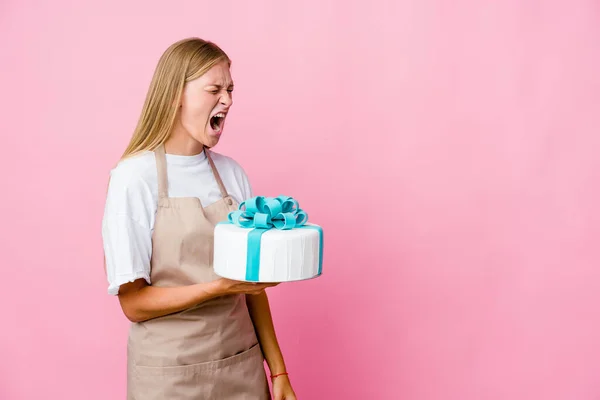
[246,291,298,400]
[119,278,277,323]
[118,279,222,322]
[246,292,296,399]
[246,291,287,374]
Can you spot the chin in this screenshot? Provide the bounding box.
[201,136,220,149]
[187,131,216,149]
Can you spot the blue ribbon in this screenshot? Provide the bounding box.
[220,196,323,281]
[227,195,308,230]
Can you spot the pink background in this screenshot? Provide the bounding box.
[2,1,600,399]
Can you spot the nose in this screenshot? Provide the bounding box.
[220,91,233,107]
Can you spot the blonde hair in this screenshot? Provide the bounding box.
[120,37,231,159]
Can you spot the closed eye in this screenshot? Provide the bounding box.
[208,88,233,95]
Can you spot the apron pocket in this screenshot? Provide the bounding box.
[128,343,269,400]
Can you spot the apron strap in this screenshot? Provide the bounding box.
[154,144,169,199]
[205,149,229,199]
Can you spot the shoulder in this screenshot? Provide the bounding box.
[208,150,246,172]
[208,150,250,181]
[208,150,254,201]
[104,151,158,228]
[107,151,156,192]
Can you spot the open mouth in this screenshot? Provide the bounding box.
[210,112,226,133]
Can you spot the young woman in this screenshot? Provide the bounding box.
[102,37,297,400]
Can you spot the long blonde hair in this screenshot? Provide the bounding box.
[121,37,231,160]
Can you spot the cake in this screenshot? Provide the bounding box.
[213,196,323,282]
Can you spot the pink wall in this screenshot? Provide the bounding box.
[2,1,600,399]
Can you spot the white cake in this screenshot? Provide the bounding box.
[213,222,323,282]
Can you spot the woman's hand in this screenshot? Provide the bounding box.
[272,375,296,400]
[213,278,279,296]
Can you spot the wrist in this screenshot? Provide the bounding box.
[205,279,228,297]
[268,359,287,376]
[270,371,289,380]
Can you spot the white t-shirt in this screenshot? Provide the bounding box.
[101,149,253,295]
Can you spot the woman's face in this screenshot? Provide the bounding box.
[178,60,234,148]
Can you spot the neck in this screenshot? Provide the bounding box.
[164,121,205,156]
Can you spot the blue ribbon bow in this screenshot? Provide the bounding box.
[220,195,323,281]
[227,195,308,230]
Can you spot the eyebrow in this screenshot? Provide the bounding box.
[205,83,234,89]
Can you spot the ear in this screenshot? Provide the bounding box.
[173,92,184,108]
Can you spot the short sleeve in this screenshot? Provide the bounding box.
[101,164,155,295]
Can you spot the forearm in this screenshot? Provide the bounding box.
[118,279,223,322]
[246,291,287,375]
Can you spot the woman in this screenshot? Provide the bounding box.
[102,37,297,400]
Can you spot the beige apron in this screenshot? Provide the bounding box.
[126,145,270,399]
